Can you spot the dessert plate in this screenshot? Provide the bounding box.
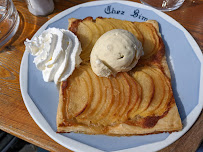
[20,1,203,152]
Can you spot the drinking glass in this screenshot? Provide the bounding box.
[0,0,20,47]
[140,0,185,11]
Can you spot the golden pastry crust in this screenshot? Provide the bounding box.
[57,17,182,136]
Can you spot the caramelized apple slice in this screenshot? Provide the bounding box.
[96,22,105,35]
[87,77,106,122]
[76,22,92,54]
[76,66,101,124]
[130,71,154,117]
[99,77,120,126]
[81,19,101,61]
[118,73,131,121]
[78,65,93,112]
[127,79,142,118]
[65,68,89,119]
[104,18,126,29]
[153,68,173,116]
[96,18,114,32]
[134,22,159,59]
[146,22,160,56]
[102,18,117,29]
[121,72,140,121]
[139,67,165,117]
[91,77,113,124]
[109,73,130,124]
[102,73,125,125]
[124,20,144,44]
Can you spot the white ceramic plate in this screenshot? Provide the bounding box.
[20,1,203,152]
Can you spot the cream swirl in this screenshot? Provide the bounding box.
[25,28,82,84]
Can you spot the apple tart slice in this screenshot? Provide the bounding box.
[57,17,182,135]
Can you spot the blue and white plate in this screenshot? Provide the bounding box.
[20,1,203,152]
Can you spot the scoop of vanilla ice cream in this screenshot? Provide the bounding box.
[25,27,82,84]
[90,29,143,77]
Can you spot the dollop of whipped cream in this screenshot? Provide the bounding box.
[25,27,82,84]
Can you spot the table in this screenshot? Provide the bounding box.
[0,0,202,151]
